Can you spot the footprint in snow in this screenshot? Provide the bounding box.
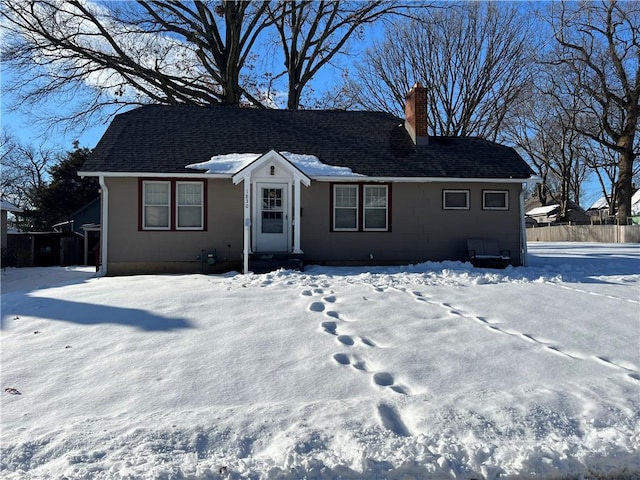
[332,353,369,372]
[332,354,410,394]
[373,372,394,386]
[332,353,351,365]
[321,321,337,335]
[309,302,325,312]
[360,337,377,347]
[377,403,411,437]
[337,335,354,346]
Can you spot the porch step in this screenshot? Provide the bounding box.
[248,253,304,274]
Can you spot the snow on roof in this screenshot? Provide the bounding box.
[525,204,558,216]
[186,152,360,176]
[632,190,640,216]
[588,196,610,210]
[0,200,23,212]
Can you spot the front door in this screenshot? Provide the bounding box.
[256,183,289,252]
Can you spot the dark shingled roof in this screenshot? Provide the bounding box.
[82,105,534,179]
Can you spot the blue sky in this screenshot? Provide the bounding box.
[0,3,606,208]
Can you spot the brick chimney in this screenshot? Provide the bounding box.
[404,83,428,145]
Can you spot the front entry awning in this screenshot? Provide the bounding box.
[232,150,311,274]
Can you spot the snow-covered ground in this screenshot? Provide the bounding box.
[1,243,639,479]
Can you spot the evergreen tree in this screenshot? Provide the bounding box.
[28,142,99,231]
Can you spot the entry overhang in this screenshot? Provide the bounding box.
[233,150,310,274]
[232,150,311,186]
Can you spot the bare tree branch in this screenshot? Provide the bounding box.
[546,0,639,221]
[345,3,535,141]
[0,0,276,131]
[265,1,421,110]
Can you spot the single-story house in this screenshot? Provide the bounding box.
[79,84,536,275]
[525,200,590,226]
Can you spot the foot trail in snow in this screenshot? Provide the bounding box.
[403,287,640,382]
[304,287,413,395]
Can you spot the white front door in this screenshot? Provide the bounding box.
[256,183,289,252]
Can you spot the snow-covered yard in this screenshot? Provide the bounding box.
[1,243,639,479]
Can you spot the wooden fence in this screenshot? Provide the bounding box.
[526,224,640,243]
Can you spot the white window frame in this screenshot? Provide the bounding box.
[333,184,359,231]
[443,189,470,210]
[482,190,509,210]
[363,185,388,231]
[176,181,204,230]
[143,181,171,230]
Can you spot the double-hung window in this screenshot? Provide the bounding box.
[141,180,205,231]
[334,185,358,230]
[363,185,388,230]
[332,184,390,232]
[143,181,171,229]
[177,182,204,229]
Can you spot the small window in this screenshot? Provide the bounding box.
[143,181,170,229]
[177,182,204,229]
[443,190,470,210]
[334,185,358,230]
[364,185,388,230]
[483,190,509,210]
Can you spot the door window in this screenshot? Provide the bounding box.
[262,188,283,233]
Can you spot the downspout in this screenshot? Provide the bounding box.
[293,178,302,254]
[99,176,108,276]
[243,178,251,274]
[519,183,527,266]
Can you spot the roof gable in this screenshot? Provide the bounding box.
[231,150,311,186]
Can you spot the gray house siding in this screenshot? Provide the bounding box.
[105,178,524,275]
[105,177,244,275]
[300,181,523,266]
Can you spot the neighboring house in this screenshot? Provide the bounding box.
[588,190,640,222]
[525,198,590,225]
[79,84,536,275]
[52,197,100,234]
[52,197,101,266]
[1,200,23,252]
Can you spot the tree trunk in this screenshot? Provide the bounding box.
[615,140,635,223]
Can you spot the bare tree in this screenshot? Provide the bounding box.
[0,0,275,129]
[508,53,600,214]
[546,0,639,222]
[0,131,57,211]
[508,87,589,218]
[265,1,416,110]
[346,2,535,140]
